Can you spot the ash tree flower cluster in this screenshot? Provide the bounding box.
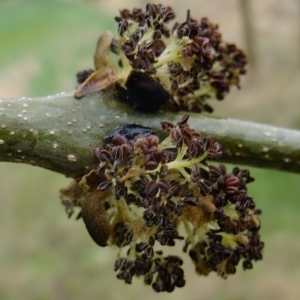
[60,115,263,293]
[75,4,247,113]
[63,3,262,293]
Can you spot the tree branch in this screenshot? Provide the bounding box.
[1,88,300,179]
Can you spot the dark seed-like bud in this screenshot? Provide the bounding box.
[144,273,153,285]
[98,180,113,191]
[158,179,171,193]
[149,236,155,246]
[145,181,159,198]
[99,150,111,163]
[169,180,182,196]
[136,242,149,252]
[243,260,253,270]
[145,246,154,258]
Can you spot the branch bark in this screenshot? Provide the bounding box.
[1,88,300,179]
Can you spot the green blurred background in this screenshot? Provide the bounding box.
[0,0,300,299]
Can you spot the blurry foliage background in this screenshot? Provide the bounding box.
[0,0,300,299]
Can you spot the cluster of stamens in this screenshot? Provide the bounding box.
[112,4,247,112]
[61,114,263,292]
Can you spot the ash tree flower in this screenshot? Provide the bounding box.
[60,114,263,293]
[75,4,247,113]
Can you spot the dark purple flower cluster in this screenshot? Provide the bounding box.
[112,4,247,112]
[59,114,263,292]
[183,164,263,278]
[74,4,247,113]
